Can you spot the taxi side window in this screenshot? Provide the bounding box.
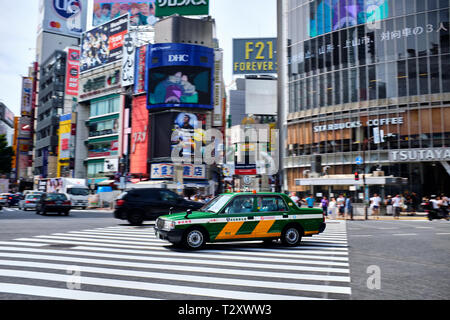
[257,196,288,212]
[223,196,255,214]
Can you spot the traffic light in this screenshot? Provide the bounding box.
[354,172,359,181]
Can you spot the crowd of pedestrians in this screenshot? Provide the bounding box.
[289,191,449,220]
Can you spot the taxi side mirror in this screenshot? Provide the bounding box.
[185,209,192,218]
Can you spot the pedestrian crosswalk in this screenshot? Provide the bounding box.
[0,221,351,300]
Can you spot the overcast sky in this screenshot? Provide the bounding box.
[0,0,276,117]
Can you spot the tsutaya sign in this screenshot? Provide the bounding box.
[389,148,450,162]
[155,0,209,17]
[313,117,404,133]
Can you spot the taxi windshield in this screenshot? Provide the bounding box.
[200,194,233,213]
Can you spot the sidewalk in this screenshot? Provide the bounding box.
[326,213,428,221]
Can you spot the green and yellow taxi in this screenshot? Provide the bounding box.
[154,192,326,249]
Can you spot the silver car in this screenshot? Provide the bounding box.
[18,194,42,211]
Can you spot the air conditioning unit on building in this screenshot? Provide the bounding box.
[373,170,385,177]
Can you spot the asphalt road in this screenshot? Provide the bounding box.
[0,207,448,300]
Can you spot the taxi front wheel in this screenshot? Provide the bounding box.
[281,225,302,247]
[182,227,206,250]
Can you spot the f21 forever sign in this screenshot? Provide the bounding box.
[233,38,277,75]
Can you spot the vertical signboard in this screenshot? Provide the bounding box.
[134,44,148,94]
[20,77,33,116]
[65,48,80,96]
[38,0,88,36]
[232,38,277,75]
[80,14,129,73]
[213,49,223,127]
[122,31,136,87]
[129,95,149,174]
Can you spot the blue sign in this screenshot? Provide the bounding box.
[146,43,214,110]
[355,156,363,165]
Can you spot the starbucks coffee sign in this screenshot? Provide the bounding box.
[155,0,209,17]
[389,148,450,162]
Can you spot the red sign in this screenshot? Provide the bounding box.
[65,48,80,96]
[129,95,149,174]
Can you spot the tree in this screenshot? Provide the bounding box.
[0,134,14,175]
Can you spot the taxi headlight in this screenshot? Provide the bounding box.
[162,219,175,231]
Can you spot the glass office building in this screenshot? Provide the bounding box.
[285,0,450,196]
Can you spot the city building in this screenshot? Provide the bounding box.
[0,102,15,146]
[283,0,450,197]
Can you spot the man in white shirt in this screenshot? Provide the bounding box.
[370,193,382,219]
[392,194,402,219]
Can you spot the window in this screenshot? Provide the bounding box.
[87,162,104,177]
[90,96,120,117]
[223,196,255,214]
[159,190,179,202]
[256,196,288,212]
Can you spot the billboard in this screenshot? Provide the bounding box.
[80,14,129,73]
[58,114,72,160]
[20,77,33,116]
[155,0,209,17]
[146,43,214,110]
[232,38,277,75]
[245,79,277,115]
[65,48,80,95]
[93,1,157,27]
[122,31,136,86]
[38,0,88,37]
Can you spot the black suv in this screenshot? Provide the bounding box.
[114,188,204,225]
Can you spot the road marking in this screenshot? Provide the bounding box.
[392,233,417,236]
[436,233,450,235]
[0,250,349,283]
[0,259,351,295]
[350,235,372,237]
[0,283,151,300]
[0,269,329,300]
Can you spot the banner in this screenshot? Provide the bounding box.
[65,48,80,96]
[80,14,129,73]
[134,44,148,94]
[93,1,157,27]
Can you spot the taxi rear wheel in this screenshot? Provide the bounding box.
[281,225,302,247]
[182,227,206,250]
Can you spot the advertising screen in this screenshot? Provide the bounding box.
[151,111,207,159]
[80,14,129,73]
[93,1,157,27]
[146,43,214,110]
[130,95,149,174]
[20,77,33,117]
[310,0,389,38]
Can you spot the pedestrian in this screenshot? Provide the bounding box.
[336,194,345,218]
[370,193,382,219]
[440,193,448,219]
[392,194,402,219]
[328,197,337,219]
[321,196,329,217]
[345,196,353,220]
[305,194,315,208]
[385,195,393,216]
[290,192,300,206]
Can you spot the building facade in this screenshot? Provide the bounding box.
[284,0,450,197]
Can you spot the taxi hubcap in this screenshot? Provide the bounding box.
[285,228,299,244]
[187,230,203,247]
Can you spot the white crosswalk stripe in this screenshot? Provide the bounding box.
[0,220,351,300]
